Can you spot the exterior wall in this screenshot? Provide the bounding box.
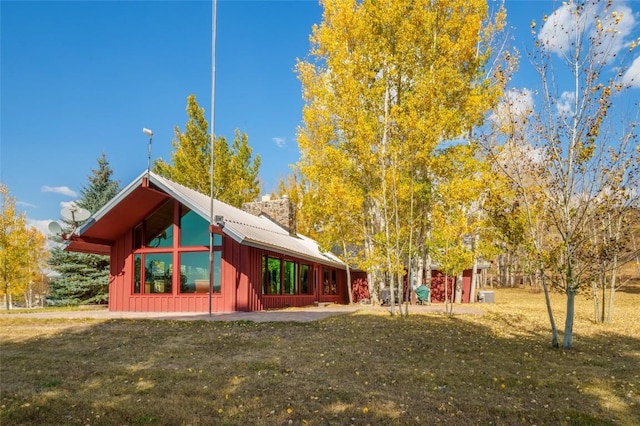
[108,228,348,312]
[461,269,472,303]
[109,231,224,312]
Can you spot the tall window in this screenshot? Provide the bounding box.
[180,207,210,246]
[323,269,337,295]
[284,260,297,294]
[132,201,222,295]
[263,257,281,294]
[145,201,174,248]
[300,264,310,294]
[262,256,312,295]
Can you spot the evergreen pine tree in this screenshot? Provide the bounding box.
[47,154,120,305]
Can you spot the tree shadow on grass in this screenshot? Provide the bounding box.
[0,314,638,425]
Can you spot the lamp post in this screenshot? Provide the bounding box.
[143,127,153,177]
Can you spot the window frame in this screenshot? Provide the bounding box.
[132,201,223,296]
[261,254,313,296]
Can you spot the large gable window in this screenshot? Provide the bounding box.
[132,201,222,295]
[145,201,174,248]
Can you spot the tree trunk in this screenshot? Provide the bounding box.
[607,283,616,323]
[606,222,620,323]
[380,81,395,316]
[540,269,559,348]
[455,274,462,303]
[563,287,576,349]
[470,258,478,303]
[601,273,606,324]
[425,253,432,298]
[343,241,353,304]
[444,273,450,314]
[607,266,617,323]
[592,278,600,323]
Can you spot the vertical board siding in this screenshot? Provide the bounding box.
[461,269,472,304]
[107,227,350,312]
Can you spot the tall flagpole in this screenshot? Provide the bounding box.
[209,0,218,317]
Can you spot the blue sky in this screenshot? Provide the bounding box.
[1,0,639,236]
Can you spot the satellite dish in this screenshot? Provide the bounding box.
[60,205,91,223]
[48,221,63,235]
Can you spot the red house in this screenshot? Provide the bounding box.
[66,172,349,312]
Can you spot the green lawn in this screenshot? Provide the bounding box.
[1,287,638,425]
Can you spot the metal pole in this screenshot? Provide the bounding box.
[209,0,218,317]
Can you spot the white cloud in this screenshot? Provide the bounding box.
[538,2,584,55]
[538,1,634,61]
[272,137,286,148]
[491,88,534,129]
[557,91,575,116]
[622,56,640,88]
[60,200,79,210]
[27,218,53,236]
[42,185,77,197]
[16,200,37,208]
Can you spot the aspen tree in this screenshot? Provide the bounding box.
[297,0,507,312]
[485,0,640,348]
[0,185,49,309]
[154,95,261,207]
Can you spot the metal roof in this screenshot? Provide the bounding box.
[69,171,345,268]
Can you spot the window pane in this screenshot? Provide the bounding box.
[323,269,336,295]
[179,252,210,293]
[133,226,142,250]
[300,264,310,294]
[146,201,174,248]
[144,253,173,294]
[266,257,281,294]
[213,233,222,246]
[133,254,141,293]
[284,261,297,294]
[180,206,210,247]
[262,257,268,294]
[213,251,221,293]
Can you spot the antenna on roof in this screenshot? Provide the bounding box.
[61,204,91,223]
[51,204,91,240]
[48,221,63,236]
[143,127,153,178]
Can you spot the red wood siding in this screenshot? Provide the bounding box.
[107,227,349,312]
[461,269,472,303]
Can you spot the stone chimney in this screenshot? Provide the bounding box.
[242,195,296,235]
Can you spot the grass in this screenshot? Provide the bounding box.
[1,287,639,425]
[0,304,108,314]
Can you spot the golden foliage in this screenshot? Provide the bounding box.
[0,185,49,306]
[297,0,510,281]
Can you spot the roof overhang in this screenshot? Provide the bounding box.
[66,177,170,254]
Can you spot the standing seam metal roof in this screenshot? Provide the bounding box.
[76,171,345,268]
